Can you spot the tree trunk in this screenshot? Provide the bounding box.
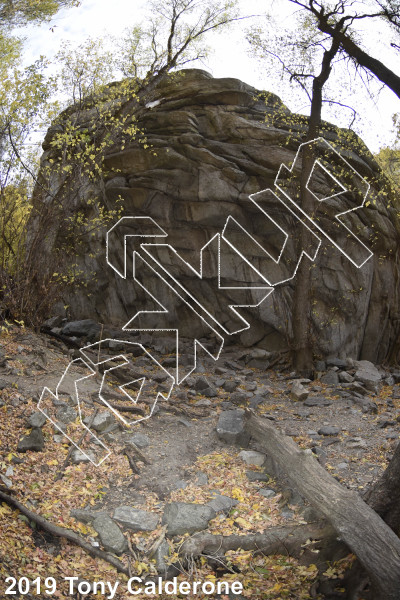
[244,410,400,600]
[364,440,400,535]
[292,38,340,374]
[314,11,400,101]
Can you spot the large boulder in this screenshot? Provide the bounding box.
[29,69,400,362]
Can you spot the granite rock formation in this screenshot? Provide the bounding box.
[29,69,400,362]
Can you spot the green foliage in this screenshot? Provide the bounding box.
[0,0,80,29]
[1,0,241,326]
[0,180,30,275]
[375,146,400,193]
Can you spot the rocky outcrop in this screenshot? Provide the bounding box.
[29,69,400,362]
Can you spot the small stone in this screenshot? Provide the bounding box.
[177,417,192,427]
[154,539,170,576]
[238,450,266,467]
[84,411,114,433]
[258,488,276,499]
[17,428,44,452]
[220,401,235,410]
[27,412,47,428]
[162,502,216,536]
[246,471,270,483]
[293,407,311,417]
[56,405,77,424]
[351,396,378,414]
[281,508,294,519]
[304,396,332,407]
[0,474,13,488]
[378,418,396,428]
[92,515,127,555]
[249,395,266,409]
[194,376,212,391]
[229,391,248,406]
[290,380,308,402]
[71,449,95,464]
[245,383,257,392]
[207,494,238,513]
[173,480,188,490]
[345,382,369,395]
[62,319,101,340]
[195,472,208,486]
[222,380,239,393]
[202,386,218,398]
[126,433,150,448]
[194,398,212,407]
[216,409,250,446]
[336,462,348,470]
[318,426,340,436]
[71,509,107,524]
[354,361,381,390]
[320,371,339,385]
[339,371,353,383]
[113,506,159,532]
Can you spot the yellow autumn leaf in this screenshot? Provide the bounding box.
[231,487,245,502]
[234,517,252,530]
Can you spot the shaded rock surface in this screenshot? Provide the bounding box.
[29,69,400,362]
[17,428,44,452]
[216,409,250,446]
[207,494,239,514]
[162,502,216,536]
[113,506,159,531]
[92,515,127,555]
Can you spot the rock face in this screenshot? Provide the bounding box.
[29,69,400,362]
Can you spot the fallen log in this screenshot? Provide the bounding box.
[0,490,129,575]
[244,410,400,600]
[180,522,334,560]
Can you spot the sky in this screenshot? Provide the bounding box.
[18,0,400,154]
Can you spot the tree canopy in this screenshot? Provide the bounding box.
[0,0,80,28]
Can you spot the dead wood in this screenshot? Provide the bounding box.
[0,490,129,575]
[148,525,168,558]
[101,401,146,416]
[180,523,334,560]
[125,441,151,465]
[244,410,400,600]
[122,448,140,474]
